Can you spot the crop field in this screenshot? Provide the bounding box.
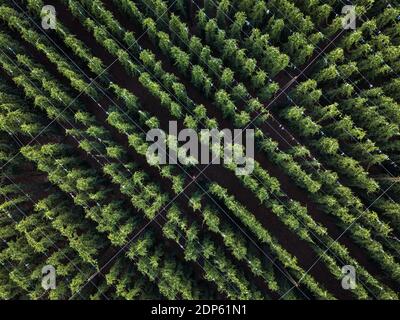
[0,0,399,301]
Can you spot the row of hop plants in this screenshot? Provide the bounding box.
[264,1,400,237]
[211,0,400,177]
[229,0,400,226]
[186,0,400,278]
[0,77,127,298]
[101,1,346,300]
[19,1,268,298]
[6,0,400,298]
[0,14,272,299]
[0,33,214,299]
[20,141,206,299]
[143,0,400,296]
[28,0,332,298]
[109,0,400,298]
[0,131,125,299]
[200,0,395,202]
